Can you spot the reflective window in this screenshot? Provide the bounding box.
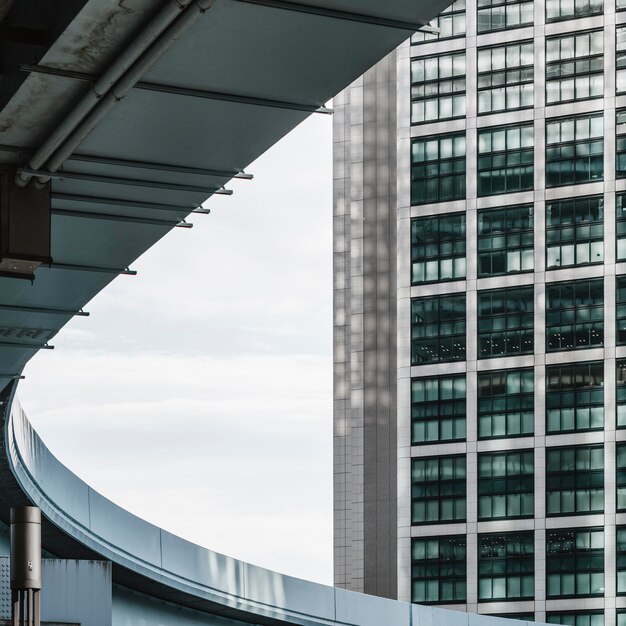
[478,368,534,439]
[547,528,604,597]
[493,615,535,622]
[478,286,534,358]
[546,31,603,104]
[411,0,466,43]
[411,536,466,604]
[478,450,534,520]
[546,0,603,20]
[617,360,626,428]
[546,361,604,433]
[411,134,466,205]
[617,443,626,511]
[478,532,534,601]
[477,0,533,33]
[548,613,603,626]
[546,278,604,352]
[546,196,604,268]
[411,214,466,284]
[478,124,534,196]
[478,204,534,276]
[617,111,626,179]
[618,528,626,593]
[546,445,604,515]
[478,41,534,114]
[617,277,626,345]
[617,27,626,91]
[411,53,466,124]
[546,114,604,187]
[412,375,466,444]
[617,194,626,261]
[411,294,466,364]
[412,455,466,524]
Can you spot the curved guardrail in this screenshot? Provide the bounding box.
[4,392,427,626]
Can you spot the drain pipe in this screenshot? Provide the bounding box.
[15,0,211,187]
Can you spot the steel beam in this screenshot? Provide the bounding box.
[231,0,427,30]
[0,341,53,350]
[52,208,192,228]
[0,304,89,316]
[51,192,197,214]
[20,65,332,114]
[47,263,137,276]
[17,168,232,195]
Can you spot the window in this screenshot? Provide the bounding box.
[411,214,466,284]
[546,196,604,268]
[478,41,534,114]
[546,114,604,187]
[546,0,603,20]
[411,134,466,205]
[619,614,626,626]
[618,443,626,511]
[548,613,603,626]
[411,294,466,364]
[478,205,534,276]
[617,111,626,179]
[477,0,533,33]
[478,286,534,358]
[492,615,535,622]
[411,0,466,43]
[618,27,626,92]
[546,445,604,515]
[478,450,534,520]
[478,124,534,196]
[547,528,604,597]
[478,532,534,601]
[618,527,626,593]
[411,536,466,604]
[546,31,603,104]
[412,375,466,444]
[478,368,534,439]
[617,195,626,261]
[546,278,604,352]
[617,277,626,344]
[546,361,604,434]
[411,53,466,124]
[411,455,466,524]
[618,361,626,428]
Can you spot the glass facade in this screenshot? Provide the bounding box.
[478,450,534,520]
[477,204,534,276]
[411,455,466,524]
[545,279,604,352]
[411,294,466,364]
[618,360,626,428]
[545,361,604,433]
[478,532,534,601]
[411,214,466,284]
[477,0,533,33]
[478,123,534,196]
[618,443,626,511]
[546,528,604,598]
[411,0,466,43]
[617,194,626,261]
[411,375,466,444]
[618,527,626,594]
[477,286,534,358]
[477,368,534,439]
[411,134,466,205]
[547,614,604,626]
[546,0,603,20]
[546,445,604,516]
[477,41,534,114]
[411,53,466,124]
[617,26,626,92]
[546,113,604,187]
[411,536,466,604]
[545,196,604,269]
[545,30,603,104]
[617,111,626,179]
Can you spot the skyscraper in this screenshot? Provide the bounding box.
[333,2,626,625]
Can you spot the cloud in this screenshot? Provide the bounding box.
[17,114,334,584]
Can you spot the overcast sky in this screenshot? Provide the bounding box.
[17,113,334,585]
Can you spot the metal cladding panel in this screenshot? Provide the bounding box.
[159,529,245,599]
[40,559,112,626]
[334,587,410,626]
[242,561,335,622]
